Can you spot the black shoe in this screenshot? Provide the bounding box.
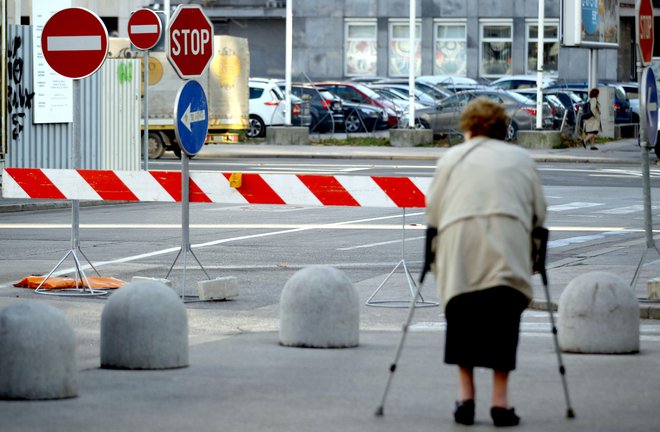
[581,140,587,149]
[491,406,520,427]
[590,146,598,150]
[454,399,475,425]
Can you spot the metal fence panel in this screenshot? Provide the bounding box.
[100,59,140,170]
[6,25,103,169]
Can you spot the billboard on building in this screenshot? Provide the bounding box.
[562,0,620,48]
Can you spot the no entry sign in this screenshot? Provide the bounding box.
[128,8,162,51]
[41,8,109,79]
[167,4,214,79]
[637,0,654,66]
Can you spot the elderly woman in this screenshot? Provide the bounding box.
[425,97,547,427]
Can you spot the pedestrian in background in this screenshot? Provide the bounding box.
[425,97,547,427]
[582,88,602,150]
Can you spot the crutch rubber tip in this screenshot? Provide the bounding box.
[567,408,576,419]
[374,406,384,417]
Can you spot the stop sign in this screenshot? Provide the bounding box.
[128,8,162,51]
[41,8,108,79]
[167,5,214,79]
[637,0,654,66]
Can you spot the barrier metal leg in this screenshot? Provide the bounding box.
[35,201,106,297]
[365,208,438,308]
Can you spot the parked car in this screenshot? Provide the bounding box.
[279,83,345,133]
[372,79,454,103]
[417,75,480,87]
[490,74,557,90]
[416,89,553,140]
[542,89,584,130]
[248,78,286,138]
[314,82,401,128]
[367,82,438,107]
[545,82,633,124]
[341,101,389,132]
[289,94,313,129]
[619,82,639,123]
[514,89,567,130]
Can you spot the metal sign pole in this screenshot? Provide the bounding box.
[165,151,210,299]
[143,51,149,170]
[35,80,104,296]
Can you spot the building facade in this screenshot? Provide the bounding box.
[7,0,660,82]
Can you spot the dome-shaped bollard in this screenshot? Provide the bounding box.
[558,272,639,354]
[101,280,189,369]
[279,266,360,348]
[0,302,77,400]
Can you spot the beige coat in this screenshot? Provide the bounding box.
[425,137,547,308]
[583,97,602,133]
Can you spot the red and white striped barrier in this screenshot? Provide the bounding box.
[2,168,431,208]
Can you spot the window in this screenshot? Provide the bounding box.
[249,87,264,99]
[389,20,421,77]
[526,20,559,76]
[434,21,467,76]
[480,21,513,78]
[345,21,378,77]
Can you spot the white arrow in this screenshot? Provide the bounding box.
[180,103,207,132]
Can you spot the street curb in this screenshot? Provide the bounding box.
[530,299,660,319]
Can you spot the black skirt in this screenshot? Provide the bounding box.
[444,286,528,372]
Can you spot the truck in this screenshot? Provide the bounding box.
[108,36,249,159]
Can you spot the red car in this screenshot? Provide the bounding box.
[315,82,401,128]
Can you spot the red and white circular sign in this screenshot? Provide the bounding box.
[128,9,162,51]
[167,4,214,79]
[637,0,654,66]
[41,8,108,79]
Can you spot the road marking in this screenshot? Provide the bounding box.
[0,223,426,230]
[548,202,603,211]
[337,235,425,251]
[36,212,427,276]
[548,230,630,248]
[597,205,660,214]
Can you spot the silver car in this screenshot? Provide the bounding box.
[416,89,553,141]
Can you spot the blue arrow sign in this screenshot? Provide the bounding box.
[642,67,658,147]
[174,80,208,156]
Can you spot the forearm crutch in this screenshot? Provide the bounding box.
[533,227,576,419]
[374,227,437,417]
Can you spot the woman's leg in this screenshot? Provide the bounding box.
[458,366,475,401]
[492,369,509,407]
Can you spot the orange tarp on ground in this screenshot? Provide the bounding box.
[14,276,127,289]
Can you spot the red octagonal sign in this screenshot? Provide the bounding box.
[637,0,654,66]
[167,4,214,79]
[41,8,108,79]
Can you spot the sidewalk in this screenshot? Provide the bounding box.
[0,309,657,432]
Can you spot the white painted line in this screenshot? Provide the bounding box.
[130,24,159,34]
[548,202,603,212]
[44,212,426,276]
[338,235,425,251]
[47,35,102,51]
[548,231,629,248]
[0,223,427,230]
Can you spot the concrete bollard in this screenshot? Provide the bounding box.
[0,302,77,400]
[101,280,189,369]
[279,265,359,348]
[558,272,640,354]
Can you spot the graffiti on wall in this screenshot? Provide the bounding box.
[7,35,35,140]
